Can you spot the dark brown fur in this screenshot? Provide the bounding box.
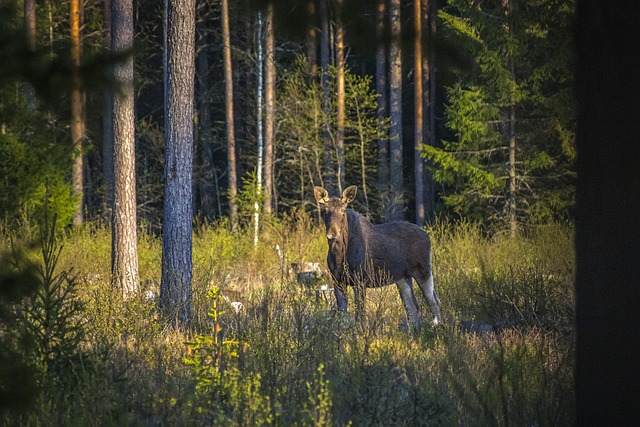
[315,186,441,324]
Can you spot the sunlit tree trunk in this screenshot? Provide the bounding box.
[161,0,195,327]
[263,2,275,215]
[414,0,425,226]
[389,0,403,220]
[221,0,238,231]
[24,0,36,110]
[70,0,85,226]
[111,0,139,297]
[102,0,114,219]
[335,0,345,193]
[320,0,334,193]
[376,0,389,215]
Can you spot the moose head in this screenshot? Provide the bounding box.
[314,186,357,242]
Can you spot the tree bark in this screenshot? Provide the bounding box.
[70,0,85,226]
[335,0,345,193]
[161,0,195,327]
[196,0,214,219]
[319,0,334,193]
[306,0,318,79]
[103,0,114,219]
[414,0,425,226]
[422,0,436,224]
[111,0,139,297]
[24,0,36,110]
[376,0,389,214]
[389,0,403,220]
[263,2,275,215]
[503,0,517,237]
[254,12,265,247]
[221,0,238,231]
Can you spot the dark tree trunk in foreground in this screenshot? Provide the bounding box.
[389,0,403,220]
[320,0,334,193]
[422,0,436,224]
[161,0,195,327]
[575,1,640,425]
[306,0,318,79]
[111,0,139,297]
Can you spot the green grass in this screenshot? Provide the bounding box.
[1,216,575,426]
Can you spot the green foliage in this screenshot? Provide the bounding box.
[0,103,76,225]
[277,55,389,219]
[185,286,272,425]
[429,0,576,226]
[1,218,575,425]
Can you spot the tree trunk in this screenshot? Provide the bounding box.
[70,0,84,226]
[389,0,403,220]
[221,0,238,231]
[423,0,436,224]
[254,12,265,248]
[335,0,345,193]
[24,0,36,110]
[161,0,195,327]
[503,0,517,237]
[306,0,318,79]
[376,0,389,215]
[196,0,214,219]
[111,0,139,297]
[319,0,334,193]
[103,0,114,219]
[414,0,425,226]
[263,2,275,215]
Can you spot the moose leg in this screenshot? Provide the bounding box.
[415,270,442,324]
[396,277,420,325]
[334,283,348,313]
[353,282,366,321]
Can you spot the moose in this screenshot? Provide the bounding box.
[314,185,442,325]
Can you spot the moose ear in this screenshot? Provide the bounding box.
[342,186,357,204]
[314,186,329,205]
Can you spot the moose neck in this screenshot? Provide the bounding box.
[328,210,350,270]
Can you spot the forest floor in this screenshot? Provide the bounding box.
[1,215,575,426]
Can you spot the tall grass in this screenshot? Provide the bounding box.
[1,215,575,426]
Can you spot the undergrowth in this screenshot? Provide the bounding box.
[0,215,575,426]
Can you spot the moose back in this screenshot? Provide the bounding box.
[314,185,441,325]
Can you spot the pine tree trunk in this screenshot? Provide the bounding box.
[103,0,114,219]
[70,0,84,226]
[389,0,403,220]
[376,0,389,214]
[319,0,334,193]
[24,0,36,110]
[196,1,214,219]
[221,0,238,231]
[306,0,318,79]
[161,0,195,327]
[423,0,436,224]
[335,0,345,193]
[414,0,425,226]
[263,2,275,215]
[111,0,139,297]
[503,0,517,237]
